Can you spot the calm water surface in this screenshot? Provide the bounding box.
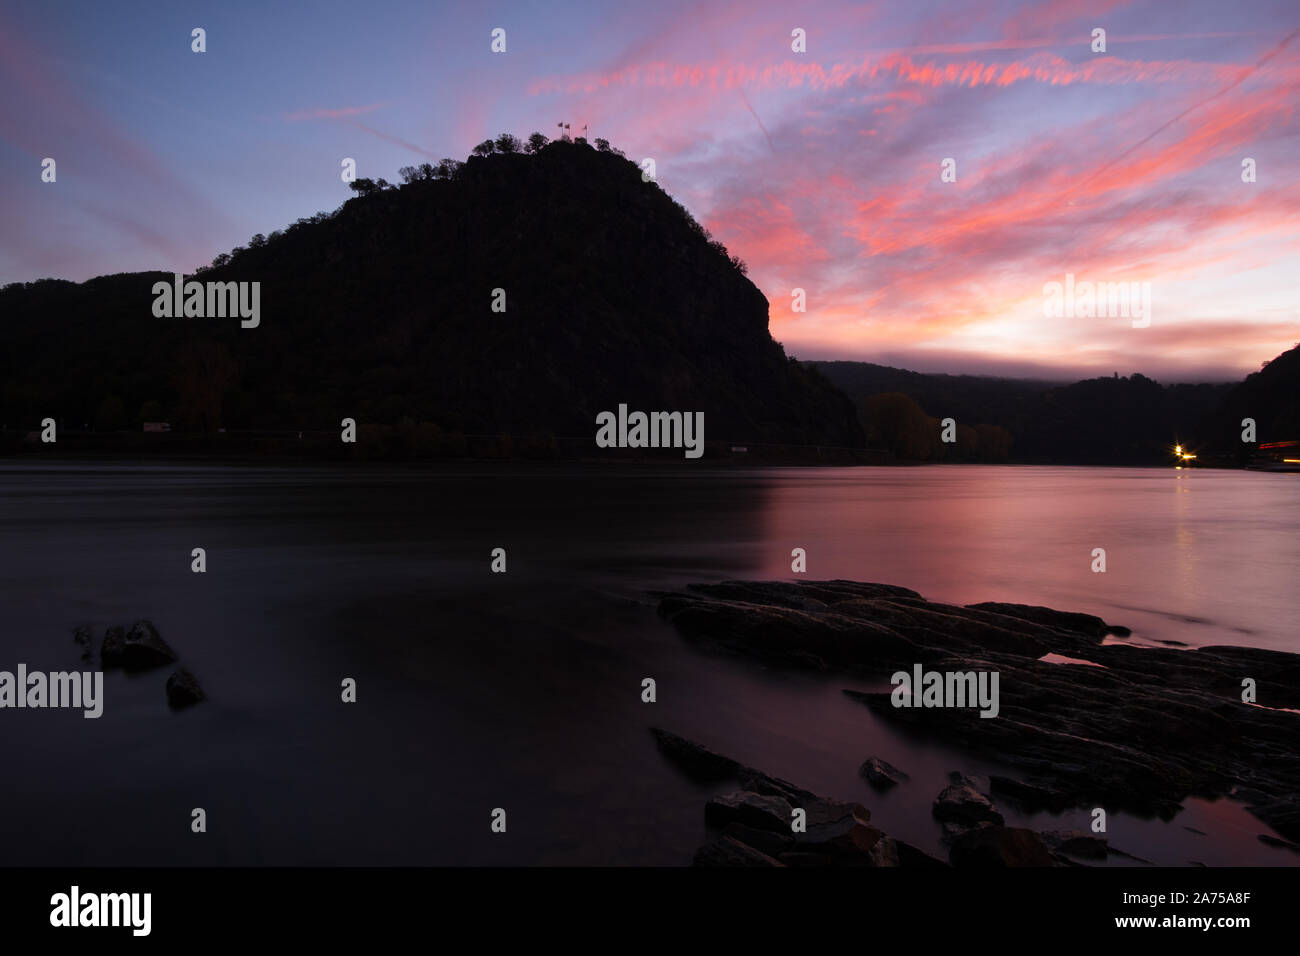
[1,461,1296,866]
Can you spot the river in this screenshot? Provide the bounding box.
[0,461,1295,865]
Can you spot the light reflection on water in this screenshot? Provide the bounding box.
[0,461,1295,865]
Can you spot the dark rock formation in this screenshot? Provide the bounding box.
[650,728,813,802]
[1257,834,1300,854]
[693,837,785,867]
[72,625,93,661]
[949,826,1053,867]
[934,774,1004,828]
[101,620,178,672]
[859,755,908,790]
[658,580,1300,844]
[705,791,793,832]
[0,140,864,451]
[100,625,126,666]
[653,727,944,868]
[165,668,205,709]
[1040,830,1109,861]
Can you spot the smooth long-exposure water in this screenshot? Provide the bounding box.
[1,461,1296,865]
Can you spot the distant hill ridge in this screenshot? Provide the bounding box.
[808,357,1298,465]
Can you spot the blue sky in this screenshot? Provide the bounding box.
[3,0,1299,380]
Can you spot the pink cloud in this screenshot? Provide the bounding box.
[283,103,386,122]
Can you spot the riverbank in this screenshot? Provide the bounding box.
[655,579,1300,865]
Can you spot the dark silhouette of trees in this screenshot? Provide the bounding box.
[94,395,127,431]
[398,163,440,184]
[860,393,935,460]
[171,341,239,432]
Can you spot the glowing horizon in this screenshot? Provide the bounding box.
[2,0,1297,382]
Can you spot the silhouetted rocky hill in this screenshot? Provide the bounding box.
[0,137,863,454]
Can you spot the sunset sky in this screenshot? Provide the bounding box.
[2,0,1298,381]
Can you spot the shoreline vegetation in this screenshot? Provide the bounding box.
[653,579,1300,866]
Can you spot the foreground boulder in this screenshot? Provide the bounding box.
[949,826,1053,867]
[653,727,945,867]
[934,774,1005,828]
[693,838,785,867]
[165,669,205,709]
[860,756,909,790]
[1040,830,1109,861]
[100,626,126,665]
[658,580,1300,845]
[101,620,178,672]
[72,625,93,660]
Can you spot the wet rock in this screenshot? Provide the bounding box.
[705,791,791,832]
[933,776,1004,828]
[941,821,979,844]
[165,668,204,709]
[657,579,1300,844]
[792,799,872,850]
[124,620,177,670]
[653,729,946,867]
[102,620,177,672]
[950,827,1053,867]
[896,840,949,868]
[782,824,895,867]
[100,626,126,667]
[950,770,990,791]
[693,837,784,867]
[722,823,795,857]
[650,727,815,803]
[1041,830,1108,860]
[1244,795,1300,845]
[72,626,93,661]
[1258,834,1300,854]
[650,727,744,782]
[963,602,1110,639]
[1108,846,1156,865]
[990,774,1071,813]
[860,756,909,790]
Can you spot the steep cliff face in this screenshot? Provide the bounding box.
[0,139,864,448]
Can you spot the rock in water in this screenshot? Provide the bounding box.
[1040,830,1109,861]
[933,775,1005,828]
[100,625,126,667]
[166,669,205,709]
[72,625,93,661]
[949,827,1053,867]
[860,756,909,790]
[693,837,785,867]
[705,791,792,832]
[124,620,176,668]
